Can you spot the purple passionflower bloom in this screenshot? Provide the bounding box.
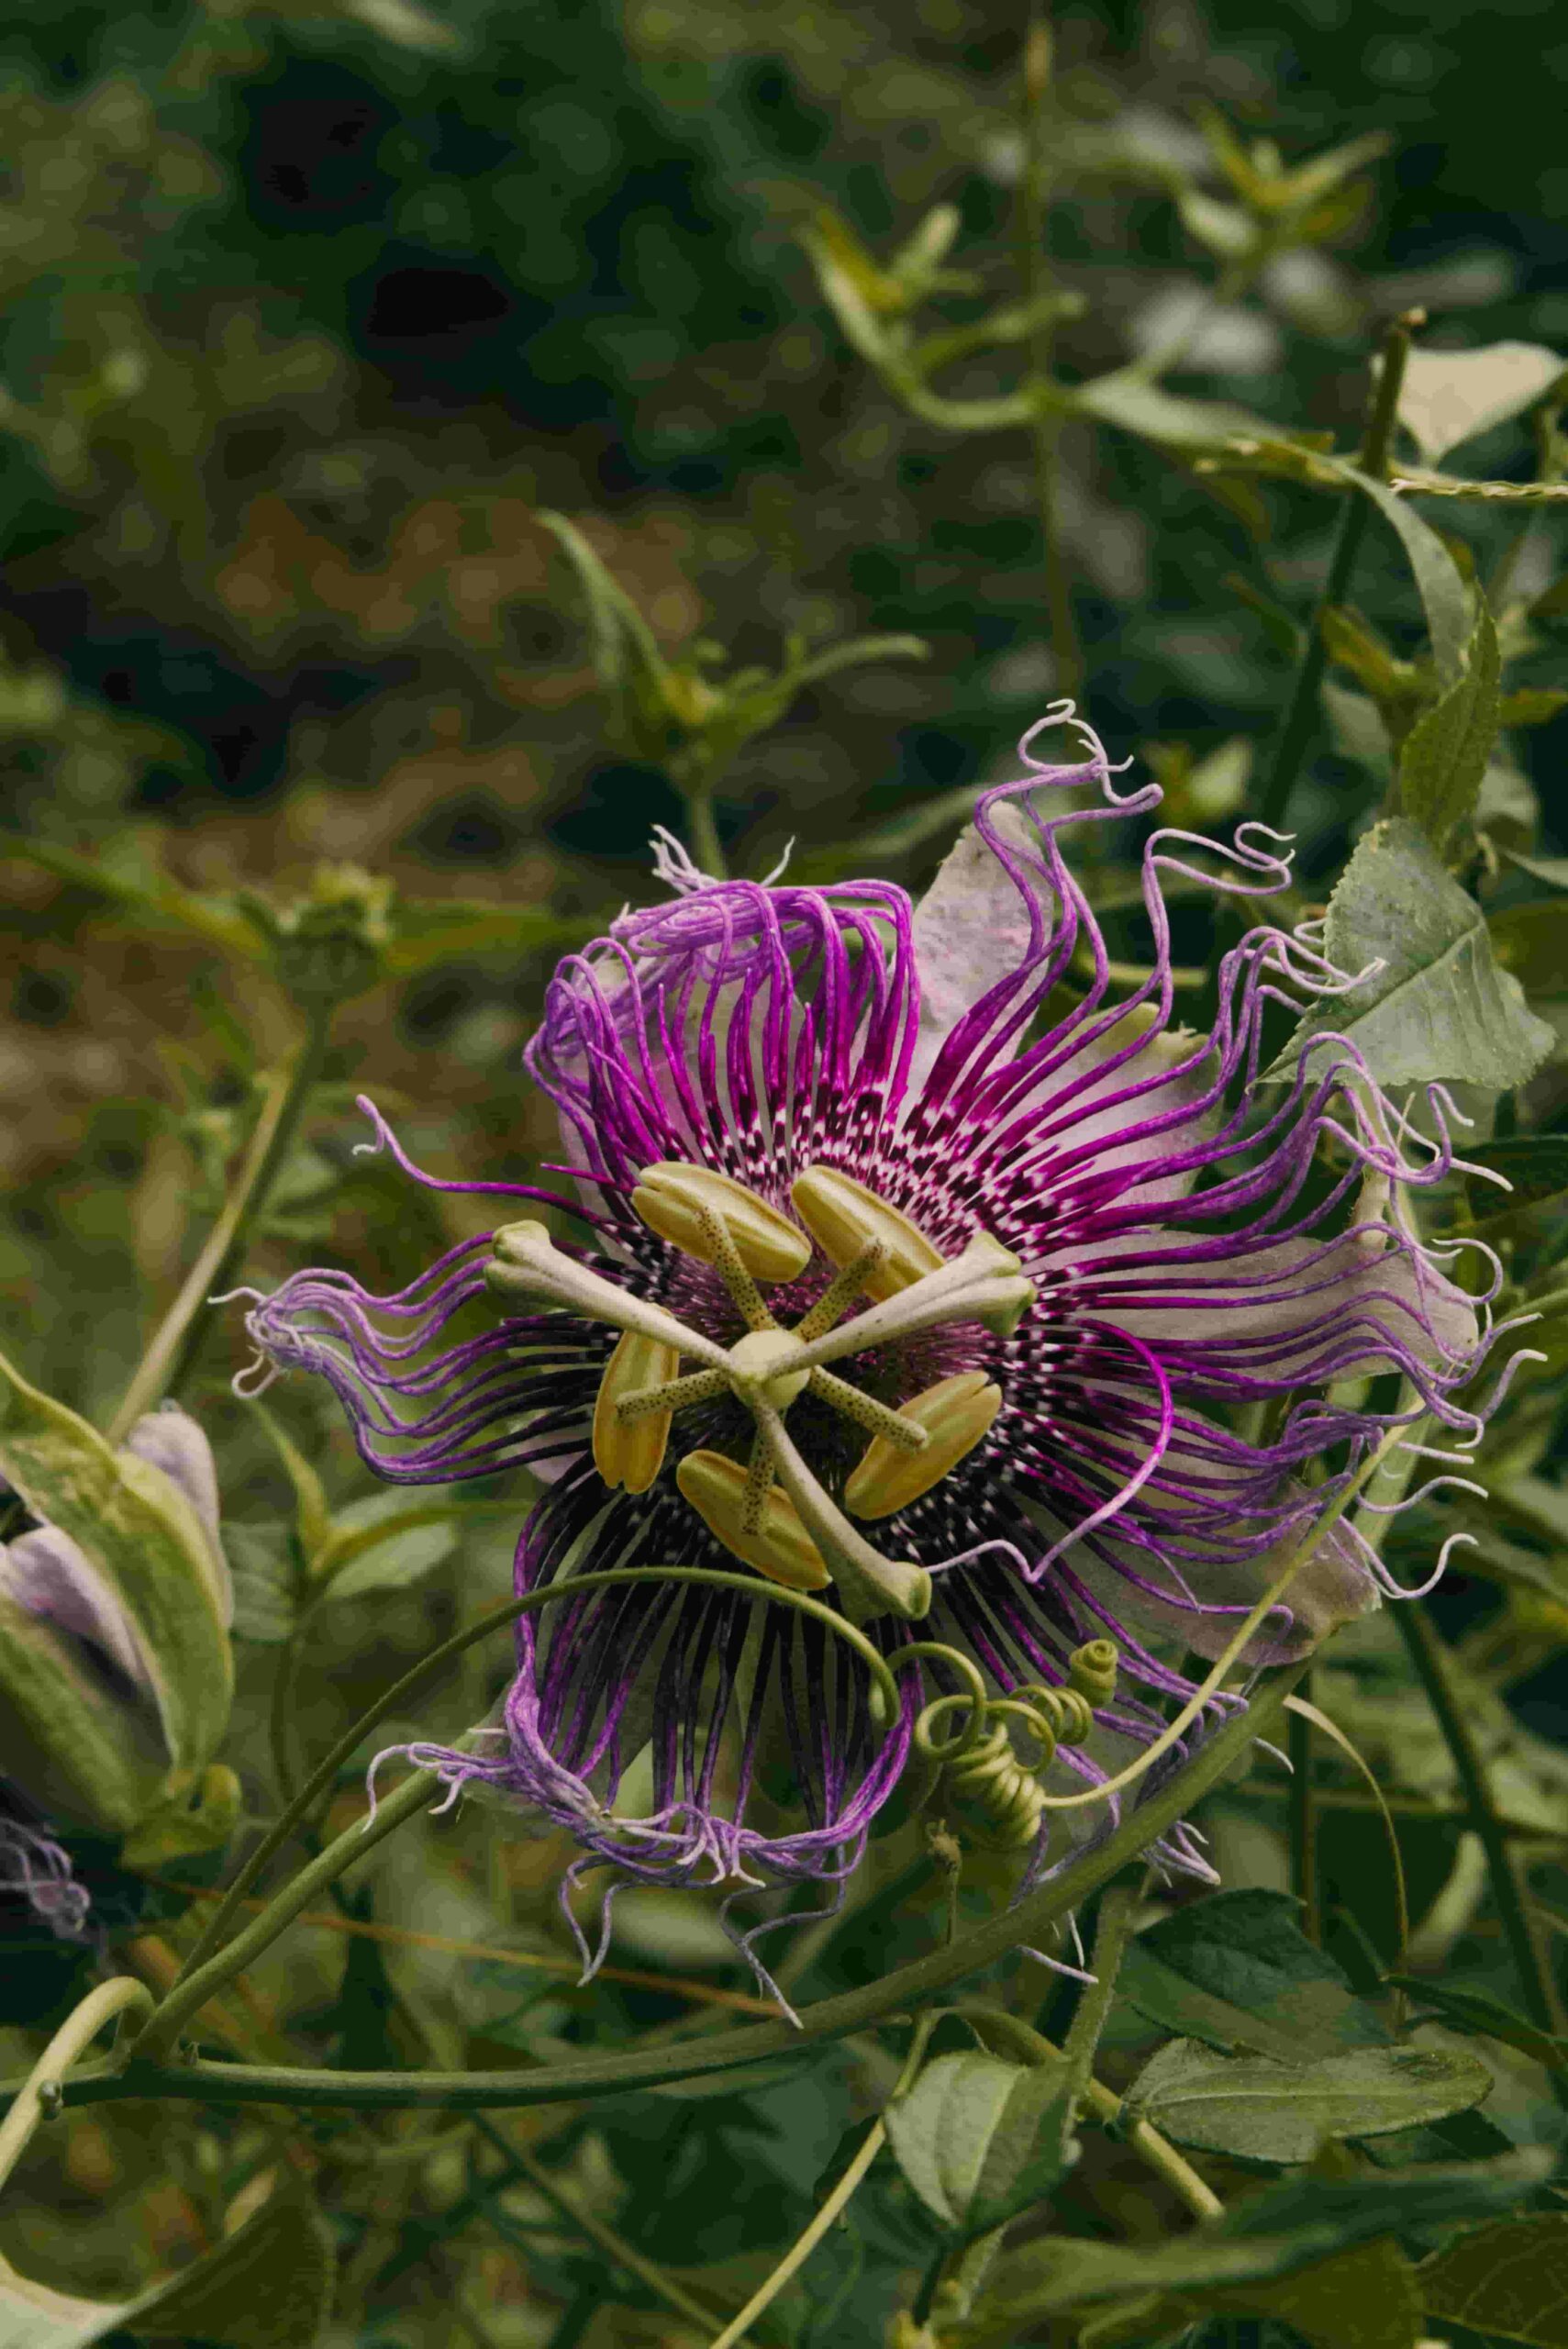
[245,715,1496,1987]
[0,1403,229,1938]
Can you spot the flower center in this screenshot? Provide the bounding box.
[484,1164,1035,1625]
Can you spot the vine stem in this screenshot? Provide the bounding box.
[1391,1600,1566,2038]
[109,1007,334,1438]
[1255,306,1424,833]
[1016,13,1083,704]
[475,2118,751,2344]
[50,1658,1308,2113]
[1288,1666,1319,1941]
[132,1770,439,2062]
[682,779,727,880]
[1062,1881,1139,2107]
[706,2013,938,2349]
[0,1976,152,2191]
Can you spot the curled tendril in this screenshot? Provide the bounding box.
[891,1636,1121,1852]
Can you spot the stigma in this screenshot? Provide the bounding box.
[485,1163,1034,1623]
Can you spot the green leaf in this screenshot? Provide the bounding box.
[1496,686,1568,728]
[1418,2213,1568,2345]
[1271,817,1558,1087]
[1461,1136,1568,1227]
[1490,899,1568,996]
[0,1349,232,1778]
[1125,2039,1494,2163]
[1193,2238,1421,2349]
[248,1402,333,1564]
[1073,371,1279,451]
[1340,467,1473,685]
[223,1523,299,1646]
[1397,603,1502,850]
[1384,1977,1568,2074]
[312,1492,462,1601]
[382,898,584,977]
[1503,850,1568,889]
[1119,1889,1387,2063]
[1398,342,1568,464]
[537,509,667,698]
[883,2051,1069,2232]
[962,2153,1545,2344]
[121,1762,242,1870]
[0,2177,335,2347]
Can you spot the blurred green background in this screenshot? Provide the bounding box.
[4,0,1566,1420]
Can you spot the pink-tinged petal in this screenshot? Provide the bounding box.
[1064,1228,1479,1379]
[122,1405,233,1624]
[0,1525,151,1689]
[1006,1016,1222,1209]
[906,800,1042,1094]
[1073,1489,1378,1668]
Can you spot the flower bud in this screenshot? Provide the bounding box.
[632,1163,812,1284]
[675,1451,831,1591]
[271,863,395,1008]
[791,1164,944,1301]
[844,1372,1001,1520]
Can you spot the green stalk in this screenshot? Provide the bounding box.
[1392,1601,1565,2037]
[478,2118,745,2342]
[133,1771,438,2061]
[682,775,727,880]
[110,1007,334,1436]
[709,2012,937,2349]
[1288,1666,1319,1941]
[55,1659,1307,2113]
[1256,308,1422,833]
[1062,1880,1139,2107]
[1016,13,1083,704]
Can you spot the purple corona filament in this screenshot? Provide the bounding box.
[246,710,1496,1997]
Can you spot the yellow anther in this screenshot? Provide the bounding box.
[676,1450,832,1591]
[844,1371,1002,1520]
[727,1328,810,1412]
[790,1165,945,1302]
[593,1331,680,1493]
[631,1163,811,1284]
[1067,1638,1118,1709]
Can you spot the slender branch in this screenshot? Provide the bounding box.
[477,2118,745,2343]
[145,1877,780,2017]
[1255,307,1423,832]
[1062,1881,1139,2107]
[110,1008,334,1436]
[707,2014,936,2349]
[0,1976,152,2190]
[952,2000,1222,2224]
[682,780,727,881]
[1392,1601,1565,2038]
[1015,14,1082,703]
[51,1660,1307,2113]
[131,1770,439,2062]
[1288,1666,1319,1942]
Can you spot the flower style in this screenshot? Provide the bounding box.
[245,710,1494,1988]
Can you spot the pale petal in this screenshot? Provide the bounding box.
[1072,1229,1479,1377]
[123,1405,233,1624]
[0,1525,151,1689]
[906,799,1042,1092]
[1061,1466,1379,1671]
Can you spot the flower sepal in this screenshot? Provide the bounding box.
[0,1358,233,1811]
